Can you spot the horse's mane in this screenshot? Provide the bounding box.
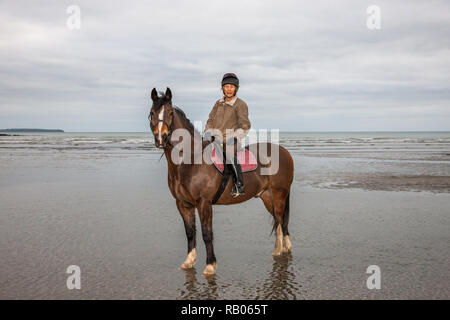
[172,105,201,137]
[154,91,202,139]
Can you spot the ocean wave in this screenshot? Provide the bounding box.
[1,133,449,160]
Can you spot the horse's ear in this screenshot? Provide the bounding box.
[151,88,158,102]
[165,87,172,101]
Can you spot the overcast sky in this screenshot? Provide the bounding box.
[0,0,449,132]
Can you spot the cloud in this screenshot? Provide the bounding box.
[0,0,449,131]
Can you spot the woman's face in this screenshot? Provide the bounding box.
[222,84,236,98]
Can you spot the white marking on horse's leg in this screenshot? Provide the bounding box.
[283,235,292,253]
[202,262,217,276]
[272,224,284,256]
[157,106,164,144]
[180,248,197,270]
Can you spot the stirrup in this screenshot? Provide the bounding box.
[231,184,245,197]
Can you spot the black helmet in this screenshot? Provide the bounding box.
[221,73,239,88]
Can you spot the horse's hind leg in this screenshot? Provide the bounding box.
[271,188,291,256]
[176,200,197,270]
[281,192,292,253]
[259,188,283,256]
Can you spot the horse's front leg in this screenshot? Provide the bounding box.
[196,198,217,276]
[176,199,197,269]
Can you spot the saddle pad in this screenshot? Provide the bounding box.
[211,144,258,173]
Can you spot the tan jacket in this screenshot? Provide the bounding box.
[205,95,251,143]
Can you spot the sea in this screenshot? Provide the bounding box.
[1,131,449,161]
[1,131,449,299]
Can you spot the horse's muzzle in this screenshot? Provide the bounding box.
[154,133,169,149]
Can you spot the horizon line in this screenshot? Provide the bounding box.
[62,130,450,133]
[2,129,450,133]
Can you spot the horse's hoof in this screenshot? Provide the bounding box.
[272,249,283,257]
[180,262,195,270]
[180,249,197,270]
[202,263,217,276]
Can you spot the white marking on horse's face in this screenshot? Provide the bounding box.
[157,106,164,144]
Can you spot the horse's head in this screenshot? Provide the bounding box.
[149,87,175,149]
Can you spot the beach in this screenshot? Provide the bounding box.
[0,132,449,299]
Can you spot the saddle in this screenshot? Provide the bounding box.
[210,142,258,204]
[210,143,258,174]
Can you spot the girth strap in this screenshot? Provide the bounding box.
[211,141,232,204]
[212,163,231,204]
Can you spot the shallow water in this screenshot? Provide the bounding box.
[0,132,449,299]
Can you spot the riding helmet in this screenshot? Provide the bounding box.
[221,73,239,88]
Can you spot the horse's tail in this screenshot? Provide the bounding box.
[270,191,290,235]
[282,192,290,233]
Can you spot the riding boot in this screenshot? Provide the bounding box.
[230,156,245,197]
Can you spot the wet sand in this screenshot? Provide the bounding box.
[0,152,449,299]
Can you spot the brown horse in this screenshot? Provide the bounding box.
[148,87,294,276]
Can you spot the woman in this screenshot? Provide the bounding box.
[204,73,251,197]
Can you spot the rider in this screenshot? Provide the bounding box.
[204,73,251,197]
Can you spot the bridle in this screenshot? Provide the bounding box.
[148,105,175,149]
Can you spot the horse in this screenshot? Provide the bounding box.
[148,87,294,276]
